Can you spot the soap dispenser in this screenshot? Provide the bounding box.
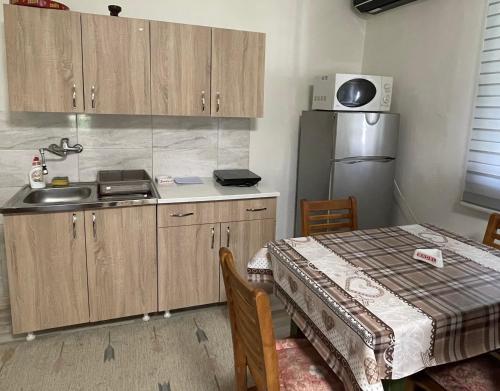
[29,156,46,189]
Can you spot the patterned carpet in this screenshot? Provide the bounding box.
[0,306,240,391]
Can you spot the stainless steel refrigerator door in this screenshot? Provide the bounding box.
[334,112,399,159]
[331,158,396,229]
[294,111,336,236]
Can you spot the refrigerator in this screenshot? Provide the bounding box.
[294,111,400,236]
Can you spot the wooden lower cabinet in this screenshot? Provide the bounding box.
[158,224,221,310]
[85,206,157,322]
[3,198,277,334]
[219,219,276,300]
[4,212,89,334]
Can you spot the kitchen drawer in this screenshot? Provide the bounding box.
[158,202,218,227]
[218,198,276,222]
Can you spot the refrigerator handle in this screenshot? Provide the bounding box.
[328,159,334,200]
[333,156,395,164]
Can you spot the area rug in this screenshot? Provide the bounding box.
[0,306,236,391]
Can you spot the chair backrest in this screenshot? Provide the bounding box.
[483,213,500,250]
[301,197,358,237]
[219,248,279,391]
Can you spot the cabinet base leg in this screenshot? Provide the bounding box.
[26,333,36,342]
[163,311,171,319]
[142,314,150,322]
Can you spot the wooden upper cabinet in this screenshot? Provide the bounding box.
[4,7,266,117]
[151,22,211,116]
[84,206,157,322]
[3,4,84,113]
[81,14,151,115]
[3,212,89,334]
[211,28,266,118]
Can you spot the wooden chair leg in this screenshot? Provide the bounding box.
[407,372,447,391]
[233,341,248,391]
[404,378,416,391]
[382,379,410,391]
[289,320,305,338]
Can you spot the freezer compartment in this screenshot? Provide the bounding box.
[331,159,396,229]
[334,112,399,159]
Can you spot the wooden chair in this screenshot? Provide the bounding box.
[301,197,358,237]
[405,354,499,391]
[219,248,344,391]
[483,213,500,249]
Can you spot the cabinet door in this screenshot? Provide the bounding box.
[4,212,88,334]
[220,219,275,300]
[3,4,84,112]
[151,22,211,116]
[81,14,151,114]
[158,224,220,310]
[85,206,157,322]
[211,28,265,118]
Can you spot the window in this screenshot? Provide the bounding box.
[463,0,500,210]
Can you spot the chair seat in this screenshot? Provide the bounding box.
[426,354,499,391]
[276,339,345,391]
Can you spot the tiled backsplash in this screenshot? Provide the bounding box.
[0,111,251,308]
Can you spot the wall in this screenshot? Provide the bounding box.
[0,2,367,308]
[362,0,490,240]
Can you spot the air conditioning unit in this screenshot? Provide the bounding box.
[353,0,418,14]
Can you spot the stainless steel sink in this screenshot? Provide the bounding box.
[23,187,92,204]
[0,180,157,215]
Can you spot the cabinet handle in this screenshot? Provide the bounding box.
[91,86,96,109]
[211,227,215,249]
[201,90,206,112]
[226,226,230,247]
[72,84,77,109]
[72,213,77,239]
[246,207,267,212]
[92,212,97,239]
[170,212,194,217]
[216,92,220,113]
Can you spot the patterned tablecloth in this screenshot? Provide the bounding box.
[247,224,500,391]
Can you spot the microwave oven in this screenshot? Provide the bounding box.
[312,73,393,112]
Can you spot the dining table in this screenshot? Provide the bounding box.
[247,224,500,391]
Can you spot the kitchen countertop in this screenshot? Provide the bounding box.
[157,178,280,204]
[0,178,280,214]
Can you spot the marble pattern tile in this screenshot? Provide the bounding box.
[153,116,218,150]
[217,118,250,170]
[217,148,250,170]
[153,116,219,132]
[0,150,79,186]
[0,187,22,224]
[218,129,250,150]
[0,111,77,150]
[153,129,217,151]
[79,149,152,182]
[77,115,152,149]
[0,187,22,206]
[219,117,251,133]
[153,148,217,178]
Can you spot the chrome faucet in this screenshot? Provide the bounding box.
[39,138,83,175]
